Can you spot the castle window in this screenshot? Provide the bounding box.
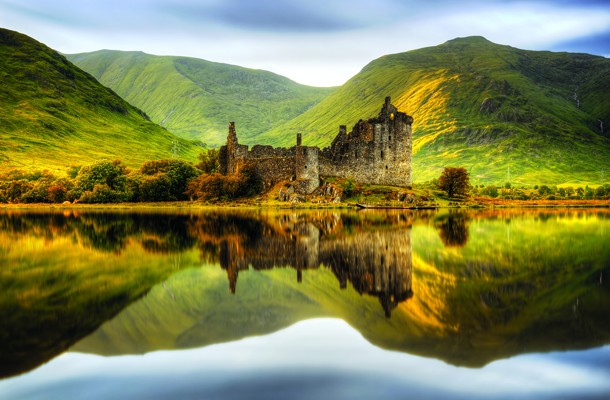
[385,165,388,170]
[389,135,391,141]
[381,150,384,159]
[304,165,307,169]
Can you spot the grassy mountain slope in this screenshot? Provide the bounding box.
[258,37,610,185]
[67,51,334,146]
[0,28,200,173]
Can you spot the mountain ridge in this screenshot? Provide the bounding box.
[67,50,335,146]
[0,28,201,172]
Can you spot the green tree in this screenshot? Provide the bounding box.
[196,149,220,174]
[74,160,131,202]
[139,159,199,201]
[438,167,470,197]
[480,185,499,198]
[538,185,553,196]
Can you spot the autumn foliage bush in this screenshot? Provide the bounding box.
[187,164,262,201]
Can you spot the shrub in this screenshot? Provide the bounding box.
[595,185,607,199]
[187,173,237,201]
[21,181,51,203]
[79,184,128,203]
[187,165,262,201]
[3,180,33,203]
[234,164,262,198]
[74,159,129,200]
[139,159,199,201]
[480,185,499,198]
[342,178,356,198]
[47,184,68,203]
[139,173,174,202]
[538,185,553,195]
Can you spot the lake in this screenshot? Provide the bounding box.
[0,208,609,399]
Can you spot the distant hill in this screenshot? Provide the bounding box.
[258,37,610,185]
[67,50,334,146]
[0,28,201,173]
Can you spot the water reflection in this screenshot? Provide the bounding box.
[435,211,470,247]
[1,208,609,381]
[202,213,414,317]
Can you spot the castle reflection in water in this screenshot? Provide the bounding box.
[210,213,414,317]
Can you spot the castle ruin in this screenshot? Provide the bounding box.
[219,97,413,193]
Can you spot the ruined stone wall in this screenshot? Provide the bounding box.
[238,157,296,185]
[220,97,413,192]
[319,97,413,188]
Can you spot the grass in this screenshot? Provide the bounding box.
[256,37,610,186]
[67,50,334,146]
[0,28,202,175]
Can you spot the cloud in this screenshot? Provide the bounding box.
[0,0,609,86]
[165,0,365,33]
[552,30,610,54]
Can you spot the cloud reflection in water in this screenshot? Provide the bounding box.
[1,318,609,400]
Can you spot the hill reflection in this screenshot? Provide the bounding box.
[1,208,609,378]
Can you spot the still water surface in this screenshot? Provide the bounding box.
[0,208,609,399]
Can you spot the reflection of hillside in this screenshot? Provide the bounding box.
[2,208,610,375]
[0,220,199,379]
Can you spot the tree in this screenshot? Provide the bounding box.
[196,149,220,174]
[538,185,553,196]
[438,167,470,197]
[74,160,131,203]
[139,159,200,201]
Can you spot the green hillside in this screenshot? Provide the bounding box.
[67,50,334,146]
[0,28,200,174]
[258,37,610,186]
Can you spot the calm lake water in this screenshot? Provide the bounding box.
[0,208,609,399]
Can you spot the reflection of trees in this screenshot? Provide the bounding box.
[0,212,197,254]
[0,211,415,315]
[435,212,470,247]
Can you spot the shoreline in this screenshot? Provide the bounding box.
[1,199,609,211]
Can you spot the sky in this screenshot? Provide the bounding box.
[1,0,609,87]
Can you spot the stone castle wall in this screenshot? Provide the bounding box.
[218,97,413,194]
[319,97,413,187]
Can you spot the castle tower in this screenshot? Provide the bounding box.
[373,97,413,188]
[219,121,249,175]
[295,133,319,194]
